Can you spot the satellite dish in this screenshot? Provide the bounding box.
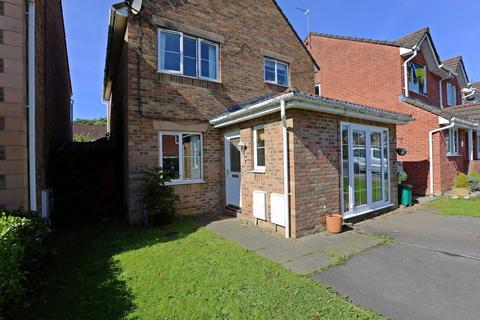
[130,0,143,14]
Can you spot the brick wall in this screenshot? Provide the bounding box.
[0,0,71,210]
[118,0,316,222]
[0,0,28,209]
[307,35,469,195]
[226,109,398,239]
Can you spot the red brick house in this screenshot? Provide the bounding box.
[306,28,480,196]
[104,0,412,238]
[0,0,72,214]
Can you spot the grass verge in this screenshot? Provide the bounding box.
[429,197,480,217]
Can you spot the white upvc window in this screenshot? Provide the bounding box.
[264,57,289,86]
[446,82,457,106]
[407,62,427,95]
[159,131,203,184]
[315,84,321,96]
[253,125,265,172]
[158,29,219,81]
[446,128,459,156]
[477,131,480,160]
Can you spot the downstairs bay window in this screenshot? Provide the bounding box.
[159,132,203,183]
[446,128,459,156]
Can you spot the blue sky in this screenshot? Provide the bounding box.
[64,0,480,120]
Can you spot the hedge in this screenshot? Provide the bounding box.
[0,212,51,315]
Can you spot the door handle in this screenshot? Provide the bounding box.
[226,169,230,175]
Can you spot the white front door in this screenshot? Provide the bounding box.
[225,132,241,208]
[341,123,390,219]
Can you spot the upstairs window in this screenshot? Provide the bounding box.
[264,57,289,86]
[446,128,459,156]
[158,29,219,81]
[446,82,457,106]
[407,62,427,95]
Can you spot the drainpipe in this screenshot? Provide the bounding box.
[403,48,418,97]
[468,129,474,161]
[281,99,290,239]
[429,120,456,196]
[27,0,37,211]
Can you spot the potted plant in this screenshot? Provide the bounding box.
[396,147,408,156]
[141,167,179,226]
[452,173,469,197]
[326,213,343,234]
[397,170,412,207]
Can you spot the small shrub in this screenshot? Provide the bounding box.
[454,173,469,188]
[141,167,179,226]
[0,211,51,314]
[468,170,480,192]
[397,171,408,185]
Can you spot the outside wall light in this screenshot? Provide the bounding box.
[238,140,247,157]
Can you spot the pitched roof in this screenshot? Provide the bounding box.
[442,56,469,84]
[471,82,480,90]
[309,27,429,49]
[394,27,429,48]
[308,32,398,47]
[442,56,462,71]
[448,103,480,122]
[401,96,478,127]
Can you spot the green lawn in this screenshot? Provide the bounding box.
[430,197,480,217]
[13,220,383,320]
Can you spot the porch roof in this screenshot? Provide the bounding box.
[210,89,413,128]
[400,96,479,129]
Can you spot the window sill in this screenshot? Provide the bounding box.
[166,180,205,186]
[264,80,289,88]
[446,154,462,157]
[409,90,428,97]
[252,169,266,174]
[158,70,221,83]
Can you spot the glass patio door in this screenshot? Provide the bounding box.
[342,123,390,218]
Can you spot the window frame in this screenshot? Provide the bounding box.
[446,82,457,106]
[253,125,266,173]
[407,62,427,95]
[315,84,321,96]
[263,57,289,87]
[447,128,459,156]
[158,28,219,82]
[198,38,220,81]
[158,131,204,185]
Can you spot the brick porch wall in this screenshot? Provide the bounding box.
[228,109,399,239]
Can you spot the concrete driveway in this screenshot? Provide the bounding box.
[314,206,480,320]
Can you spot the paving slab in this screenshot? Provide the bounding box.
[199,215,384,275]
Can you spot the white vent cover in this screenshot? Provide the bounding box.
[270,193,285,226]
[253,191,266,220]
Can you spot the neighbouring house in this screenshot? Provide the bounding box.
[0,0,72,213]
[465,81,480,103]
[73,123,107,142]
[306,27,480,196]
[103,0,412,238]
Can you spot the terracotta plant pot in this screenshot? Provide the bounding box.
[326,213,343,234]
